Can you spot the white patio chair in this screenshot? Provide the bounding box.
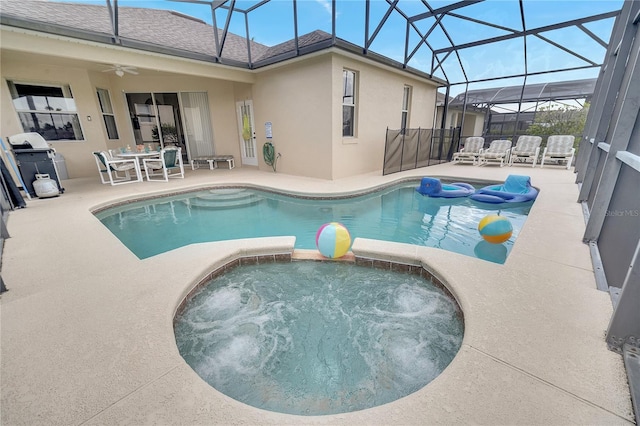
[509,135,542,167]
[541,135,575,169]
[92,151,141,185]
[477,139,512,167]
[452,137,484,165]
[143,147,185,181]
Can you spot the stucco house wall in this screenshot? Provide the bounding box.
[0,27,256,179]
[1,58,112,178]
[250,50,439,180]
[435,107,486,139]
[1,58,245,178]
[462,111,486,137]
[331,52,439,180]
[1,25,441,182]
[252,54,334,179]
[99,73,242,164]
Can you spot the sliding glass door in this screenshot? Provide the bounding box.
[125,91,214,162]
[180,92,215,159]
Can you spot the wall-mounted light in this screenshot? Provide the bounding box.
[87,116,92,121]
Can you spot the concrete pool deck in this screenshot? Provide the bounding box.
[0,163,634,425]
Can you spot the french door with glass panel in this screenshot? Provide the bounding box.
[236,100,257,166]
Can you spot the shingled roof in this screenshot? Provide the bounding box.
[0,0,439,81]
[0,0,270,64]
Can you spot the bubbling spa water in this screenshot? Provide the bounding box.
[174,261,464,416]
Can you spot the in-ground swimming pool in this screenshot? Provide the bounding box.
[95,180,533,263]
[174,261,464,415]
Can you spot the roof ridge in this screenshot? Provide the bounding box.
[253,29,333,62]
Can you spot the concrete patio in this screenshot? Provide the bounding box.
[0,162,634,425]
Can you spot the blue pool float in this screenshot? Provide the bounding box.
[470,174,538,204]
[416,177,475,198]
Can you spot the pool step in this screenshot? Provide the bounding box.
[199,188,252,201]
[187,189,264,209]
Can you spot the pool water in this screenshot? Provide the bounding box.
[95,181,533,263]
[174,261,464,415]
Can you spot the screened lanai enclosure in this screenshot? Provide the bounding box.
[447,78,596,143]
[0,0,639,419]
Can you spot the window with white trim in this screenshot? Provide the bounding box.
[342,69,357,137]
[401,85,412,132]
[97,88,119,139]
[7,81,84,141]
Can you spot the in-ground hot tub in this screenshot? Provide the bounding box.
[174,259,464,416]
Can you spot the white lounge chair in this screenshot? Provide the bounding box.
[452,137,484,165]
[477,139,512,167]
[143,147,185,181]
[541,135,575,169]
[509,135,542,167]
[92,151,141,185]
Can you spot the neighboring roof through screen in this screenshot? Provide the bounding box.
[449,78,597,106]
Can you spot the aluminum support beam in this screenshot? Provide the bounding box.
[508,1,528,143]
[577,0,639,195]
[578,25,622,152]
[440,85,450,130]
[244,12,252,66]
[216,0,236,59]
[577,23,608,48]
[406,14,443,64]
[331,0,336,43]
[171,0,218,5]
[617,151,640,172]
[533,33,598,66]
[409,0,483,23]
[172,0,229,10]
[364,0,370,54]
[607,240,640,353]
[583,20,640,242]
[448,65,599,86]
[105,0,119,43]
[623,344,640,425]
[433,11,618,55]
[365,0,399,51]
[211,5,220,61]
[292,0,299,55]
[418,1,465,83]
[459,83,469,137]
[245,0,270,14]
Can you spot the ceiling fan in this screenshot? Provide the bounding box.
[101,64,139,77]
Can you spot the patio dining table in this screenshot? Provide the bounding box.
[115,151,161,181]
[115,151,161,160]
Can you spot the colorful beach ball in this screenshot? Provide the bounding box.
[478,215,513,244]
[316,222,352,258]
